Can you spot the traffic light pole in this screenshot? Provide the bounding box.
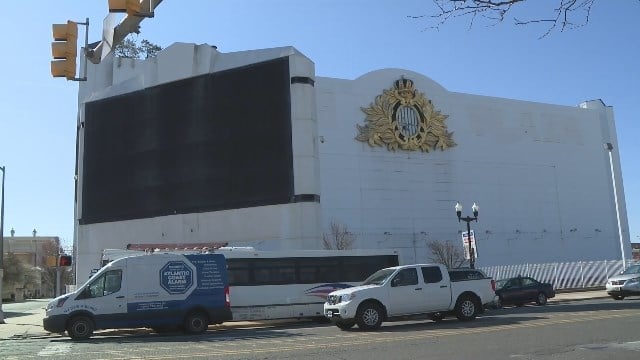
[75,18,90,82]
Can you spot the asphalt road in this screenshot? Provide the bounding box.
[1,297,639,360]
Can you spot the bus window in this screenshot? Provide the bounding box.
[227,259,251,286]
[252,259,296,285]
[298,258,340,283]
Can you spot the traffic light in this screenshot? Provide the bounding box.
[45,256,58,267]
[59,255,73,267]
[108,0,142,15]
[51,21,78,80]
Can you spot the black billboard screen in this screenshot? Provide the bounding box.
[81,58,293,224]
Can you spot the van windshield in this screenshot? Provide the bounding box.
[362,268,396,285]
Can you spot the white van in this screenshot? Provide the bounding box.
[43,253,231,340]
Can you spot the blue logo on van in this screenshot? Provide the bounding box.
[160,261,193,294]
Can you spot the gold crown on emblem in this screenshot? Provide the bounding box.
[394,77,414,91]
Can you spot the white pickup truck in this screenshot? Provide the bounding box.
[323,264,496,330]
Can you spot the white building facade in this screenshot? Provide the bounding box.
[73,43,629,283]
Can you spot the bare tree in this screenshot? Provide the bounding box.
[322,221,356,250]
[412,0,614,37]
[40,239,74,296]
[2,253,30,286]
[426,239,467,269]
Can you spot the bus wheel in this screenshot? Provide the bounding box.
[67,316,94,340]
[184,312,209,334]
[335,320,356,330]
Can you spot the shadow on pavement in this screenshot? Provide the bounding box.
[49,326,308,344]
[2,311,35,319]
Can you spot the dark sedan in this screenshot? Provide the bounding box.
[494,276,555,308]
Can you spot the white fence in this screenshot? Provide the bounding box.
[480,259,638,290]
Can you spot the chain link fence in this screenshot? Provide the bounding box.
[480,259,638,290]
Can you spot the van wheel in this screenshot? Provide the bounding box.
[67,316,94,340]
[356,302,383,330]
[184,312,209,334]
[455,296,479,321]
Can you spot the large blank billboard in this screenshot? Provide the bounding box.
[81,58,293,224]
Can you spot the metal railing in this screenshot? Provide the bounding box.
[480,259,638,290]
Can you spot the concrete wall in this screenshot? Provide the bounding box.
[316,69,629,266]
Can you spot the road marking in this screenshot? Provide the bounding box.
[64,309,640,359]
[38,343,72,357]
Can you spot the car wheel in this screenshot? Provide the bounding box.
[611,294,625,300]
[356,302,384,330]
[67,316,94,340]
[183,312,209,334]
[335,320,356,330]
[515,303,524,307]
[536,292,548,306]
[455,296,479,321]
[429,312,445,322]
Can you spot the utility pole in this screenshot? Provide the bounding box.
[0,166,6,323]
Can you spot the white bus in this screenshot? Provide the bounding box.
[101,247,400,322]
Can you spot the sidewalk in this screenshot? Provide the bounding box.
[0,290,612,340]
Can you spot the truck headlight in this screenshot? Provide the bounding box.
[341,293,356,303]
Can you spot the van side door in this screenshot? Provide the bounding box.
[75,267,127,327]
[420,266,452,311]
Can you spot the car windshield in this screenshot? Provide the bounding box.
[362,268,397,285]
[622,265,640,275]
[495,279,508,289]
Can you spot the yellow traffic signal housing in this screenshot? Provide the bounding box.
[45,255,58,267]
[51,21,78,80]
[108,0,142,16]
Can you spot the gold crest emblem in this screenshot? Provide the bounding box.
[356,77,456,152]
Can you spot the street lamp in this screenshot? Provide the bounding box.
[0,165,5,323]
[455,201,479,269]
[604,143,626,269]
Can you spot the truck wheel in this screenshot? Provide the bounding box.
[429,312,445,322]
[67,316,94,340]
[356,302,383,330]
[184,312,209,334]
[335,320,356,330]
[611,294,625,300]
[455,296,478,321]
[536,292,548,305]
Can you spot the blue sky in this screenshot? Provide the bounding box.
[0,0,638,248]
